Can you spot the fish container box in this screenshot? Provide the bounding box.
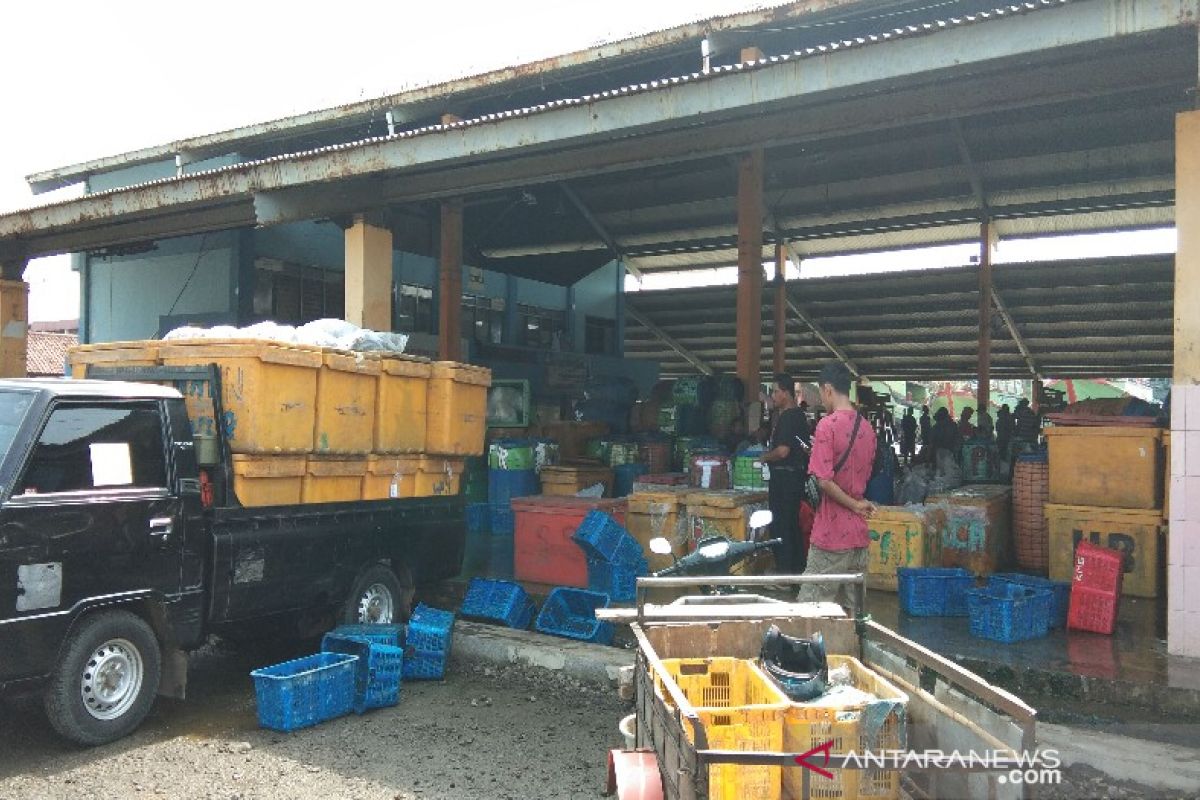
[314,350,380,455]
[415,456,465,497]
[1045,503,1163,598]
[232,455,307,508]
[927,485,1012,576]
[302,456,367,504]
[160,339,323,454]
[488,468,540,509]
[362,455,421,500]
[511,496,627,587]
[426,362,491,456]
[1043,426,1163,511]
[684,489,769,546]
[539,464,613,497]
[626,488,693,571]
[961,441,1001,482]
[867,506,937,591]
[374,355,431,454]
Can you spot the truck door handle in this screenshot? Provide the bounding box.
[149,517,175,543]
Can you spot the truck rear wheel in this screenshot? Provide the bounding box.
[44,610,162,746]
[342,564,409,625]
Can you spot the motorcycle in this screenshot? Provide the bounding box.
[647,509,778,594]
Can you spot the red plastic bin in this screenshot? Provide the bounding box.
[1067,540,1123,634]
[512,496,627,587]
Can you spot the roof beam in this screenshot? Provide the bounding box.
[785,293,860,378]
[991,287,1045,381]
[625,305,713,375]
[951,118,989,218]
[558,182,643,279]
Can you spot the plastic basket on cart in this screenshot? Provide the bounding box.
[459,577,536,629]
[988,573,1070,628]
[586,555,648,603]
[1068,540,1125,634]
[327,623,406,648]
[534,587,614,644]
[572,510,644,564]
[321,633,404,713]
[404,603,455,680]
[250,652,357,732]
[897,567,976,616]
[967,584,1052,643]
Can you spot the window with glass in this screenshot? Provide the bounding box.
[461,295,504,345]
[16,404,167,495]
[585,316,617,356]
[394,284,434,334]
[519,304,567,350]
[253,261,345,323]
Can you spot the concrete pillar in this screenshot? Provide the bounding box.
[0,258,28,378]
[438,200,464,362]
[344,215,393,330]
[1169,110,1200,658]
[773,242,787,374]
[978,220,993,413]
[735,148,765,402]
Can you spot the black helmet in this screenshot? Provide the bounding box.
[760,625,828,701]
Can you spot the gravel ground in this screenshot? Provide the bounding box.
[0,637,628,800]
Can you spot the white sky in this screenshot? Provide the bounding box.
[0,1,1178,321]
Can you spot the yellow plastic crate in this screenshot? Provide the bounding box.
[374,356,432,453]
[302,456,367,503]
[784,656,908,800]
[1044,426,1163,511]
[231,455,306,507]
[414,456,465,497]
[656,657,789,800]
[362,455,422,500]
[67,341,161,378]
[161,340,322,454]
[426,362,490,456]
[867,507,935,591]
[314,351,380,455]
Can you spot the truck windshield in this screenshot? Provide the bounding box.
[0,390,34,460]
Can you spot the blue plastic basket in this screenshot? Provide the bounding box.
[321,634,404,712]
[489,505,516,535]
[404,603,455,680]
[573,510,645,565]
[967,584,1052,643]
[460,577,536,629]
[250,652,357,732]
[466,502,491,534]
[897,567,976,616]
[988,573,1071,628]
[327,623,405,648]
[586,555,647,603]
[535,587,614,644]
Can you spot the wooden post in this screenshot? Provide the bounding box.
[439,199,464,362]
[343,215,393,331]
[736,148,764,402]
[977,220,993,414]
[773,242,787,374]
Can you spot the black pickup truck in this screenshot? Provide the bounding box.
[0,376,465,746]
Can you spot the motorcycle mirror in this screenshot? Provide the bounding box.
[648,537,674,555]
[749,509,774,529]
[698,540,731,559]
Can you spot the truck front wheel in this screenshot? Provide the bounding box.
[343,564,408,625]
[45,610,162,746]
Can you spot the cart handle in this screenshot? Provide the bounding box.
[635,573,866,622]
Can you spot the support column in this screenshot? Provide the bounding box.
[773,242,787,374]
[503,275,519,345]
[977,220,993,414]
[735,148,764,402]
[615,260,626,358]
[438,200,464,362]
[1169,110,1200,658]
[0,258,28,378]
[343,215,393,330]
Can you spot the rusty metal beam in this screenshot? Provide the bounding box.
[952,118,989,218]
[785,294,860,378]
[625,306,713,375]
[773,242,787,374]
[736,148,765,402]
[992,287,1043,381]
[439,199,464,362]
[978,220,993,411]
[558,182,643,279]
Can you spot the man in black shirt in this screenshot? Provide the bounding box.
[761,373,812,574]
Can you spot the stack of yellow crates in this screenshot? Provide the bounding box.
[1042,426,1165,598]
[67,339,489,507]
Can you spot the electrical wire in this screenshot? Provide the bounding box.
[166,232,210,318]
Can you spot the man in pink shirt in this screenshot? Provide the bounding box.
[798,362,877,605]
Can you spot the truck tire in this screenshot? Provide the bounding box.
[342,564,408,625]
[44,610,162,746]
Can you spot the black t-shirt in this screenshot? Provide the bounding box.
[770,406,811,471]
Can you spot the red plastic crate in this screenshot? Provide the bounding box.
[1067,541,1123,634]
[512,496,627,587]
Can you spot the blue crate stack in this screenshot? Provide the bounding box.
[488,468,539,535]
[535,587,614,644]
[250,652,358,732]
[327,623,406,648]
[572,510,649,603]
[459,577,536,629]
[897,567,977,616]
[321,633,404,713]
[404,603,455,680]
